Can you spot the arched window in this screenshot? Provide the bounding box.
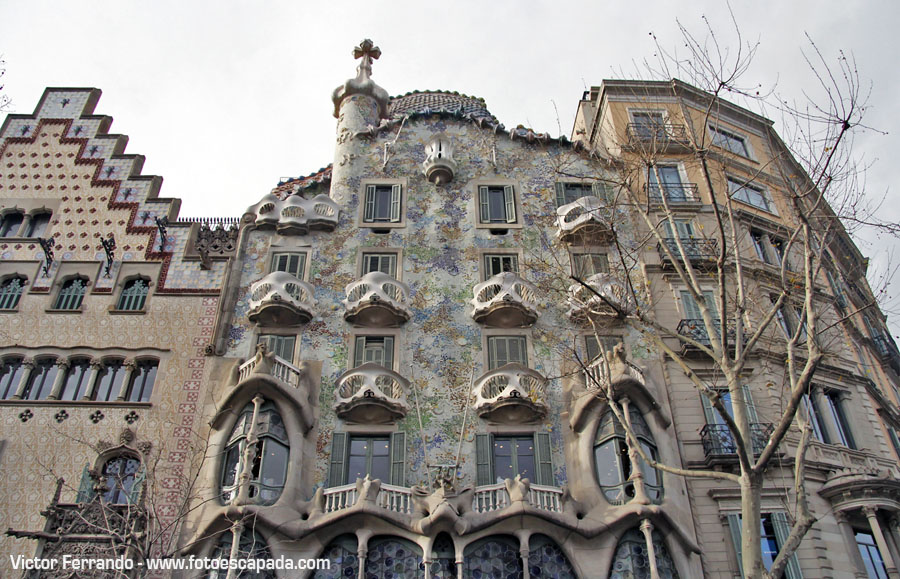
[221,401,289,506]
[594,406,662,504]
[0,210,24,237]
[93,358,126,401]
[126,359,158,402]
[209,529,274,579]
[314,534,359,579]
[54,277,87,310]
[60,357,92,401]
[0,276,26,310]
[100,455,143,504]
[365,537,424,578]
[24,211,52,238]
[117,278,149,311]
[463,536,522,578]
[23,357,58,400]
[528,535,576,578]
[430,532,457,579]
[0,357,25,399]
[610,528,679,579]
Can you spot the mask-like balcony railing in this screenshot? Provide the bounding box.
[342,271,412,327]
[567,273,632,320]
[676,318,745,354]
[645,183,700,204]
[657,238,718,268]
[556,196,613,243]
[700,423,773,457]
[321,482,413,515]
[625,122,689,149]
[472,363,548,424]
[248,271,316,326]
[245,193,340,234]
[334,362,410,423]
[238,353,304,388]
[472,483,564,514]
[583,355,645,392]
[471,272,539,328]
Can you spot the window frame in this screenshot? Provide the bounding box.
[647,162,694,202]
[92,358,127,402]
[554,181,615,208]
[475,431,553,486]
[53,276,88,311]
[0,210,25,238]
[257,334,296,363]
[359,250,400,279]
[60,357,93,401]
[570,250,609,278]
[327,431,407,487]
[709,125,752,158]
[115,277,150,312]
[22,356,58,401]
[0,275,27,310]
[125,359,158,403]
[629,109,669,141]
[473,179,523,230]
[0,357,25,399]
[357,178,407,229]
[726,512,803,579]
[593,405,663,505]
[485,334,529,370]
[352,334,396,370]
[220,401,289,506]
[270,251,308,280]
[727,176,778,215]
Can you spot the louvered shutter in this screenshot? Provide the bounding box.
[390,432,406,486]
[383,336,395,370]
[479,186,490,222]
[534,433,553,486]
[727,514,745,578]
[328,433,348,487]
[76,464,94,503]
[503,185,516,223]
[390,184,402,222]
[771,512,803,579]
[475,434,493,486]
[354,337,366,368]
[364,185,376,222]
[555,183,567,207]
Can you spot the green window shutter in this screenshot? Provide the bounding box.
[383,336,395,370]
[354,336,366,368]
[390,184,402,222]
[128,467,146,504]
[364,185,376,222]
[533,432,553,486]
[479,186,490,222]
[555,183,567,207]
[475,434,493,486]
[503,185,516,223]
[741,385,759,423]
[727,514,745,578]
[675,220,694,239]
[680,291,703,320]
[699,394,718,425]
[328,433,348,487]
[76,464,94,503]
[390,432,406,486]
[771,512,803,579]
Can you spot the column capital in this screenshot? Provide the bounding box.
[863,505,880,518]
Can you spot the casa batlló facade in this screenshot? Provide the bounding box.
[2,39,900,578]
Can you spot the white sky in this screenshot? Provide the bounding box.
[2,0,899,333]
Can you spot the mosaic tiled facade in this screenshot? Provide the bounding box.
[5,40,900,579]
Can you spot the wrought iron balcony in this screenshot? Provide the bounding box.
[657,238,718,267]
[245,193,340,234]
[872,336,900,375]
[471,272,539,327]
[567,273,632,320]
[334,363,410,423]
[645,183,700,204]
[676,318,745,353]
[556,196,613,243]
[248,271,316,326]
[699,423,773,457]
[472,363,548,424]
[625,122,689,148]
[342,271,412,327]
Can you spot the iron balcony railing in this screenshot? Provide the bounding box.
[645,183,699,203]
[658,238,718,263]
[872,336,899,358]
[626,122,689,145]
[700,423,774,456]
[676,318,745,348]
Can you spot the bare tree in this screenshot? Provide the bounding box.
[0,55,11,112]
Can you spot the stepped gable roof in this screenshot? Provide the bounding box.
[389,90,498,124]
[272,165,332,198]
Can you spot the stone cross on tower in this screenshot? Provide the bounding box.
[332,38,390,120]
[353,39,381,81]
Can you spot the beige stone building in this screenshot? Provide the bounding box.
[3,41,900,578]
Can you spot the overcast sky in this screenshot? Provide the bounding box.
[2,0,899,331]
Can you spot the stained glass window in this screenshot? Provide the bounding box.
[314,535,359,579]
[463,537,523,579]
[610,528,679,579]
[364,537,424,579]
[528,536,576,578]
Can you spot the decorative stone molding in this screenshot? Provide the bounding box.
[342,271,411,327]
[472,363,548,424]
[567,273,632,320]
[247,271,316,326]
[334,362,410,423]
[244,193,339,235]
[471,272,539,328]
[556,196,613,243]
[195,223,238,270]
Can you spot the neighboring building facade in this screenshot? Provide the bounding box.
[3,40,900,578]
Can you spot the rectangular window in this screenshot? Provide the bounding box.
[271,252,306,278]
[823,390,855,448]
[728,177,777,214]
[354,336,394,369]
[347,436,391,483]
[727,513,803,579]
[483,254,519,278]
[663,219,696,240]
[492,436,536,483]
[585,335,623,362]
[750,230,771,263]
[710,126,750,157]
[475,432,552,486]
[647,164,692,201]
[803,393,827,442]
[554,182,614,207]
[328,432,406,487]
[362,252,398,278]
[487,336,527,369]
[680,290,717,320]
[631,111,666,139]
[856,531,889,579]
[478,185,516,224]
[571,252,609,278]
[363,184,402,223]
[258,334,296,363]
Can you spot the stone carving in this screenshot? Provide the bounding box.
[331,39,390,120]
[195,224,238,270]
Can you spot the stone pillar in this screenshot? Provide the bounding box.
[835,510,870,578]
[116,361,137,401]
[81,359,104,400]
[356,546,367,579]
[864,506,900,578]
[640,518,660,579]
[12,358,35,399]
[47,358,70,400]
[520,545,531,579]
[18,213,32,237]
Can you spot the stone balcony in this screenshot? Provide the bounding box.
[237,352,305,389]
[248,271,316,326]
[245,193,340,235]
[472,363,548,424]
[556,196,613,244]
[342,271,411,327]
[471,272,539,328]
[567,273,632,321]
[334,363,410,423]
